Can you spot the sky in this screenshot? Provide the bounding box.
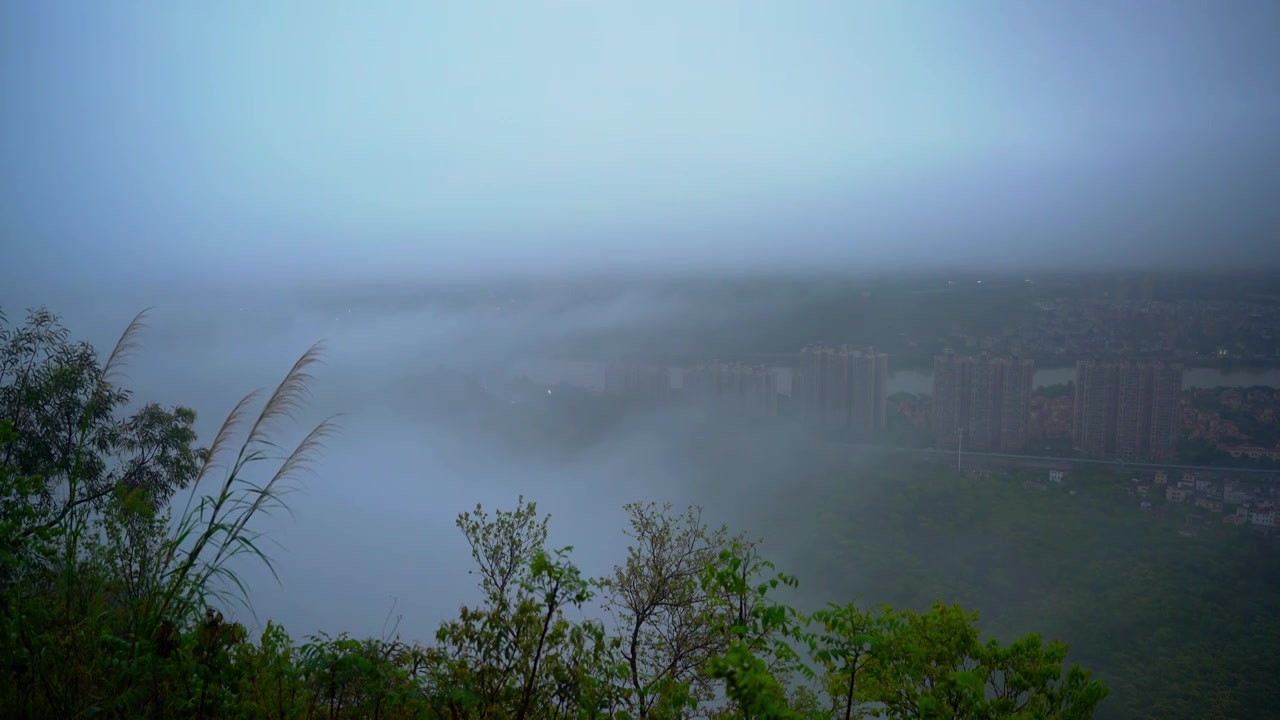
[3,0,1280,291]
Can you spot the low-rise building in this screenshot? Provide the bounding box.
[1224,480,1252,504]
[1195,497,1224,513]
[1249,508,1276,527]
[1220,445,1280,462]
[1167,486,1189,503]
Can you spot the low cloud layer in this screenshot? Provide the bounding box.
[3,284,838,642]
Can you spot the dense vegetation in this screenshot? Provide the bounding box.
[0,308,1108,719]
[772,455,1280,720]
[625,402,1280,720]
[1185,385,1280,463]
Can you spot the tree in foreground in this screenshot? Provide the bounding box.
[0,307,1108,719]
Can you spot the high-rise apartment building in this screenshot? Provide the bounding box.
[794,344,888,439]
[1072,359,1115,456]
[796,344,840,428]
[1072,359,1183,461]
[931,354,970,447]
[604,364,671,398]
[932,354,1034,451]
[1148,362,1182,461]
[684,362,777,416]
[848,349,889,438]
[999,357,1035,450]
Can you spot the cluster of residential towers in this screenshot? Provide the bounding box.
[603,349,1185,462]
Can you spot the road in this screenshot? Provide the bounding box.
[841,443,1280,476]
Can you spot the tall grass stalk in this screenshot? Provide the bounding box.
[156,342,338,626]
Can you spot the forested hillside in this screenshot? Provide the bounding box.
[780,458,1280,720]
